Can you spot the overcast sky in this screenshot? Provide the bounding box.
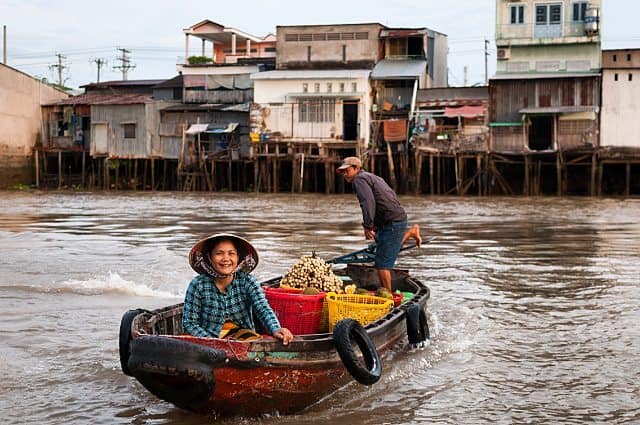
[1,0,638,90]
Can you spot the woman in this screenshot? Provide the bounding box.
[183,233,294,345]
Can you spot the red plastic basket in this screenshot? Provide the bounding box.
[264,287,326,335]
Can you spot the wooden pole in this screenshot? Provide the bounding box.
[143,159,148,190]
[524,154,530,196]
[58,151,62,189]
[81,151,86,188]
[625,162,631,197]
[133,159,138,190]
[477,154,482,196]
[590,152,596,197]
[429,154,434,196]
[386,141,397,191]
[556,153,562,196]
[34,149,40,188]
[415,151,422,195]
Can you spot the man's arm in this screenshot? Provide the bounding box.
[353,176,376,231]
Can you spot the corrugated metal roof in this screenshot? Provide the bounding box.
[491,72,600,81]
[80,79,166,88]
[417,87,489,105]
[153,75,183,89]
[519,106,597,114]
[251,70,371,80]
[161,102,250,112]
[45,93,150,106]
[371,59,426,80]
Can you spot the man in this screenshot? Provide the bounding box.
[337,156,422,291]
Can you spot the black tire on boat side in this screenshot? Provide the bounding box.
[127,335,227,409]
[332,318,382,385]
[406,303,430,346]
[119,309,145,376]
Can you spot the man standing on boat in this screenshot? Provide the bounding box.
[337,157,421,291]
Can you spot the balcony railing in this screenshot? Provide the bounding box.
[496,22,599,43]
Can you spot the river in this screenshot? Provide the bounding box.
[0,191,638,424]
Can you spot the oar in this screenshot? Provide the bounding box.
[327,237,435,265]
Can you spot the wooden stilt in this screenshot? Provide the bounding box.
[385,142,397,191]
[625,162,631,197]
[590,153,596,197]
[34,149,40,189]
[143,159,148,190]
[150,158,154,191]
[476,154,482,196]
[556,152,562,196]
[133,160,138,190]
[415,152,422,195]
[58,151,62,189]
[429,154,434,196]
[104,158,110,190]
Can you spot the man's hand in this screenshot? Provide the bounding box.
[364,228,376,240]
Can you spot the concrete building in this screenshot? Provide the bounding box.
[600,49,640,149]
[0,63,68,188]
[489,0,602,196]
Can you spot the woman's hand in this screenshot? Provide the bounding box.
[273,327,294,345]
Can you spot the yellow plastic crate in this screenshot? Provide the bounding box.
[326,292,393,331]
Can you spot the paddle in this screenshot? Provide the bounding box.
[327,237,435,265]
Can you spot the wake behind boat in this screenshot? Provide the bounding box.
[118,244,431,416]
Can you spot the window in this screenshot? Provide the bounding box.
[339,82,345,92]
[307,46,311,62]
[342,45,347,62]
[302,83,308,93]
[628,54,632,61]
[327,83,332,93]
[630,74,634,82]
[614,73,619,81]
[536,4,561,24]
[613,54,617,62]
[510,5,525,24]
[314,83,320,93]
[572,2,588,22]
[351,82,357,92]
[536,5,548,24]
[298,99,335,123]
[123,123,136,139]
[550,5,562,23]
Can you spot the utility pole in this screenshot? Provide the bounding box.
[464,66,468,87]
[92,58,107,83]
[484,39,490,85]
[3,25,6,64]
[49,53,68,86]
[113,47,135,80]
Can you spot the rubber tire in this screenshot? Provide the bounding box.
[119,309,145,376]
[127,335,227,409]
[406,303,430,346]
[333,318,382,385]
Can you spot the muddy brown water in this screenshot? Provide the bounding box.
[0,191,639,424]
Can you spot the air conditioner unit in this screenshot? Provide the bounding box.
[497,47,511,60]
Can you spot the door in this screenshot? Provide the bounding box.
[528,116,554,151]
[343,102,358,141]
[91,123,108,155]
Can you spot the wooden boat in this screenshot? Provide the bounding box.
[119,248,430,417]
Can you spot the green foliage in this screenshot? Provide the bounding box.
[187,55,213,65]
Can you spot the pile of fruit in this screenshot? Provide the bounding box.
[279,254,344,293]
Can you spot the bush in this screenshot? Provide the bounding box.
[187,55,212,65]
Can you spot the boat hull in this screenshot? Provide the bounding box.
[122,265,429,416]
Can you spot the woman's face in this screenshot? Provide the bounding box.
[209,240,239,276]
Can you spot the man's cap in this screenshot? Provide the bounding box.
[336,156,362,171]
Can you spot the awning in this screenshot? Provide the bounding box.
[186,123,239,135]
[371,59,426,80]
[186,124,209,135]
[519,106,597,114]
[444,105,485,118]
[205,123,239,134]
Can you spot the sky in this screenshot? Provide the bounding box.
[1,0,639,90]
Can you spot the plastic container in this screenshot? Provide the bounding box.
[369,290,403,307]
[264,287,326,335]
[325,292,393,331]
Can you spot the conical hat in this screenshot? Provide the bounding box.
[189,233,259,276]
